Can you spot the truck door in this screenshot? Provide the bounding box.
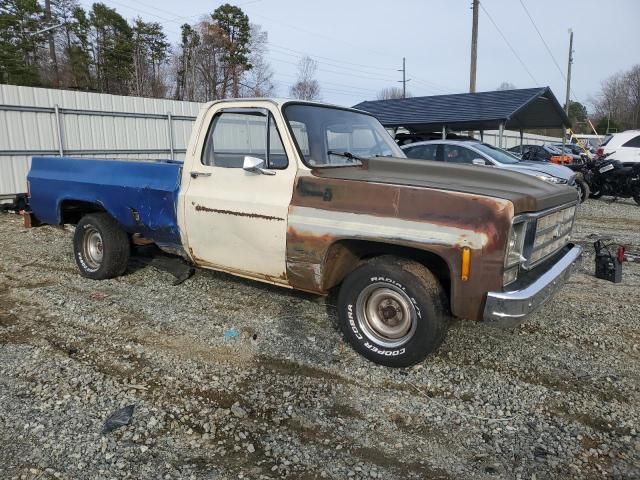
[182,105,296,283]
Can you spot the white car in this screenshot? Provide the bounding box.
[597,130,640,165]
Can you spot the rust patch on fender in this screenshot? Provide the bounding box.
[287,171,515,320]
[194,205,284,222]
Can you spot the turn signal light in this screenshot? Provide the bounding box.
[461,247,471,281]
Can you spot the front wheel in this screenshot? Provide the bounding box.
[73,213,130,280]
[336,256,449,367]
[576,178,590,203]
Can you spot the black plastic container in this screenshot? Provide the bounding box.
[594,240,623,283]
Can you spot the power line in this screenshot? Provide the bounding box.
[273,78,375,99]
[272,71,381,95]
[268,55,401,84]
[104,0,404,81]
[108,0,402,74]
[409,77,452,94]
[517,0,588,109]
[268,48,398,80]
[248,11,399,62]
[479,1,539,85]
[93,0,447,99]
[518,0,565,81]
[268,43,397,72]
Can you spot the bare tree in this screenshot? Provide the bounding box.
[497,82,516,90]
[591,65,640,130]
[289,56,320,100]
[376,87,410,100]
[240,24,275,97]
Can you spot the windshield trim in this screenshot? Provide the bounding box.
[281,101,397,169]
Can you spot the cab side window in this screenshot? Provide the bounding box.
[202,111,288,169]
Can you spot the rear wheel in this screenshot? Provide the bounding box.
[73,213,130,279]
[337,256,449,367]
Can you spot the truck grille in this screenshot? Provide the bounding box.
[528,205,577,265]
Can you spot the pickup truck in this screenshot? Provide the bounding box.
[27,98,582,367]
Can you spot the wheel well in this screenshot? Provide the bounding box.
[323,239,451,297]
[59,200,106,225]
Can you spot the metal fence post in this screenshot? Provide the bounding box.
[54,104,64,156]
[167,112,175,160]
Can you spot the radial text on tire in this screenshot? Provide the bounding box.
[336,256,449,367]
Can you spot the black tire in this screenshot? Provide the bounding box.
[336,256,449,367]
[73,213,130,280]
[634,191,640,207]
[576,178,590,203]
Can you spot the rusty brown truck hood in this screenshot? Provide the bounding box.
[311,156,578,214]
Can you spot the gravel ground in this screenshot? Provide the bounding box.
[1,198,639,480]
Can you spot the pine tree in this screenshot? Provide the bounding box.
[0,0,44,86]
[212,3,251,97]
[89,2,133,94]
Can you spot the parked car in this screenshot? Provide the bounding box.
[508,145,563,163]
[596,130,640,165]
[551,143,590,161]
[518,145,574,164]
[401,140,585,201]
[26,98,582,367]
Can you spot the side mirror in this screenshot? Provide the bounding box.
[472,158,487,166]
[243,156,275,176]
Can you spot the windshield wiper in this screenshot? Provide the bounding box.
[327,150,366,163]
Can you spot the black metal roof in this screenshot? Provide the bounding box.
[353,87,570,132]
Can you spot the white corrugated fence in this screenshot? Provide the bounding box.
[0,84,201,200]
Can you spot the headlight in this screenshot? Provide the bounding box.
[535,173,564,184]
[505,221,527,268]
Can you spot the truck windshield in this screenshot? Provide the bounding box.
[283,104,405,167]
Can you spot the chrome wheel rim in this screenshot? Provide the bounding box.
[83,227,104,269]
[356,283,417,348]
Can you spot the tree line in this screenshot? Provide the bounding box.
[590,64,640,134]
[0,0,323,101]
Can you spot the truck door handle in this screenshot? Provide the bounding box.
[190,171,212,178]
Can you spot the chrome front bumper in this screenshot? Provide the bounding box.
[483,244,582,327]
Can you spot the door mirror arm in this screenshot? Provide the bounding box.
[243,156,276,176]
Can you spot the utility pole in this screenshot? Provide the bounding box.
[564,29,574,115]
[397,57,410,98]
[469,0,479,93]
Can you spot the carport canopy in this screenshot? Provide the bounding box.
[352,87,570,134]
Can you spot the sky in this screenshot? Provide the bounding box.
[82,0,640,110]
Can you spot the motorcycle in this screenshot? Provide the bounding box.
[583,152,640,205]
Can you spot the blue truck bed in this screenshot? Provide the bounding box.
[27,156,183,252]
